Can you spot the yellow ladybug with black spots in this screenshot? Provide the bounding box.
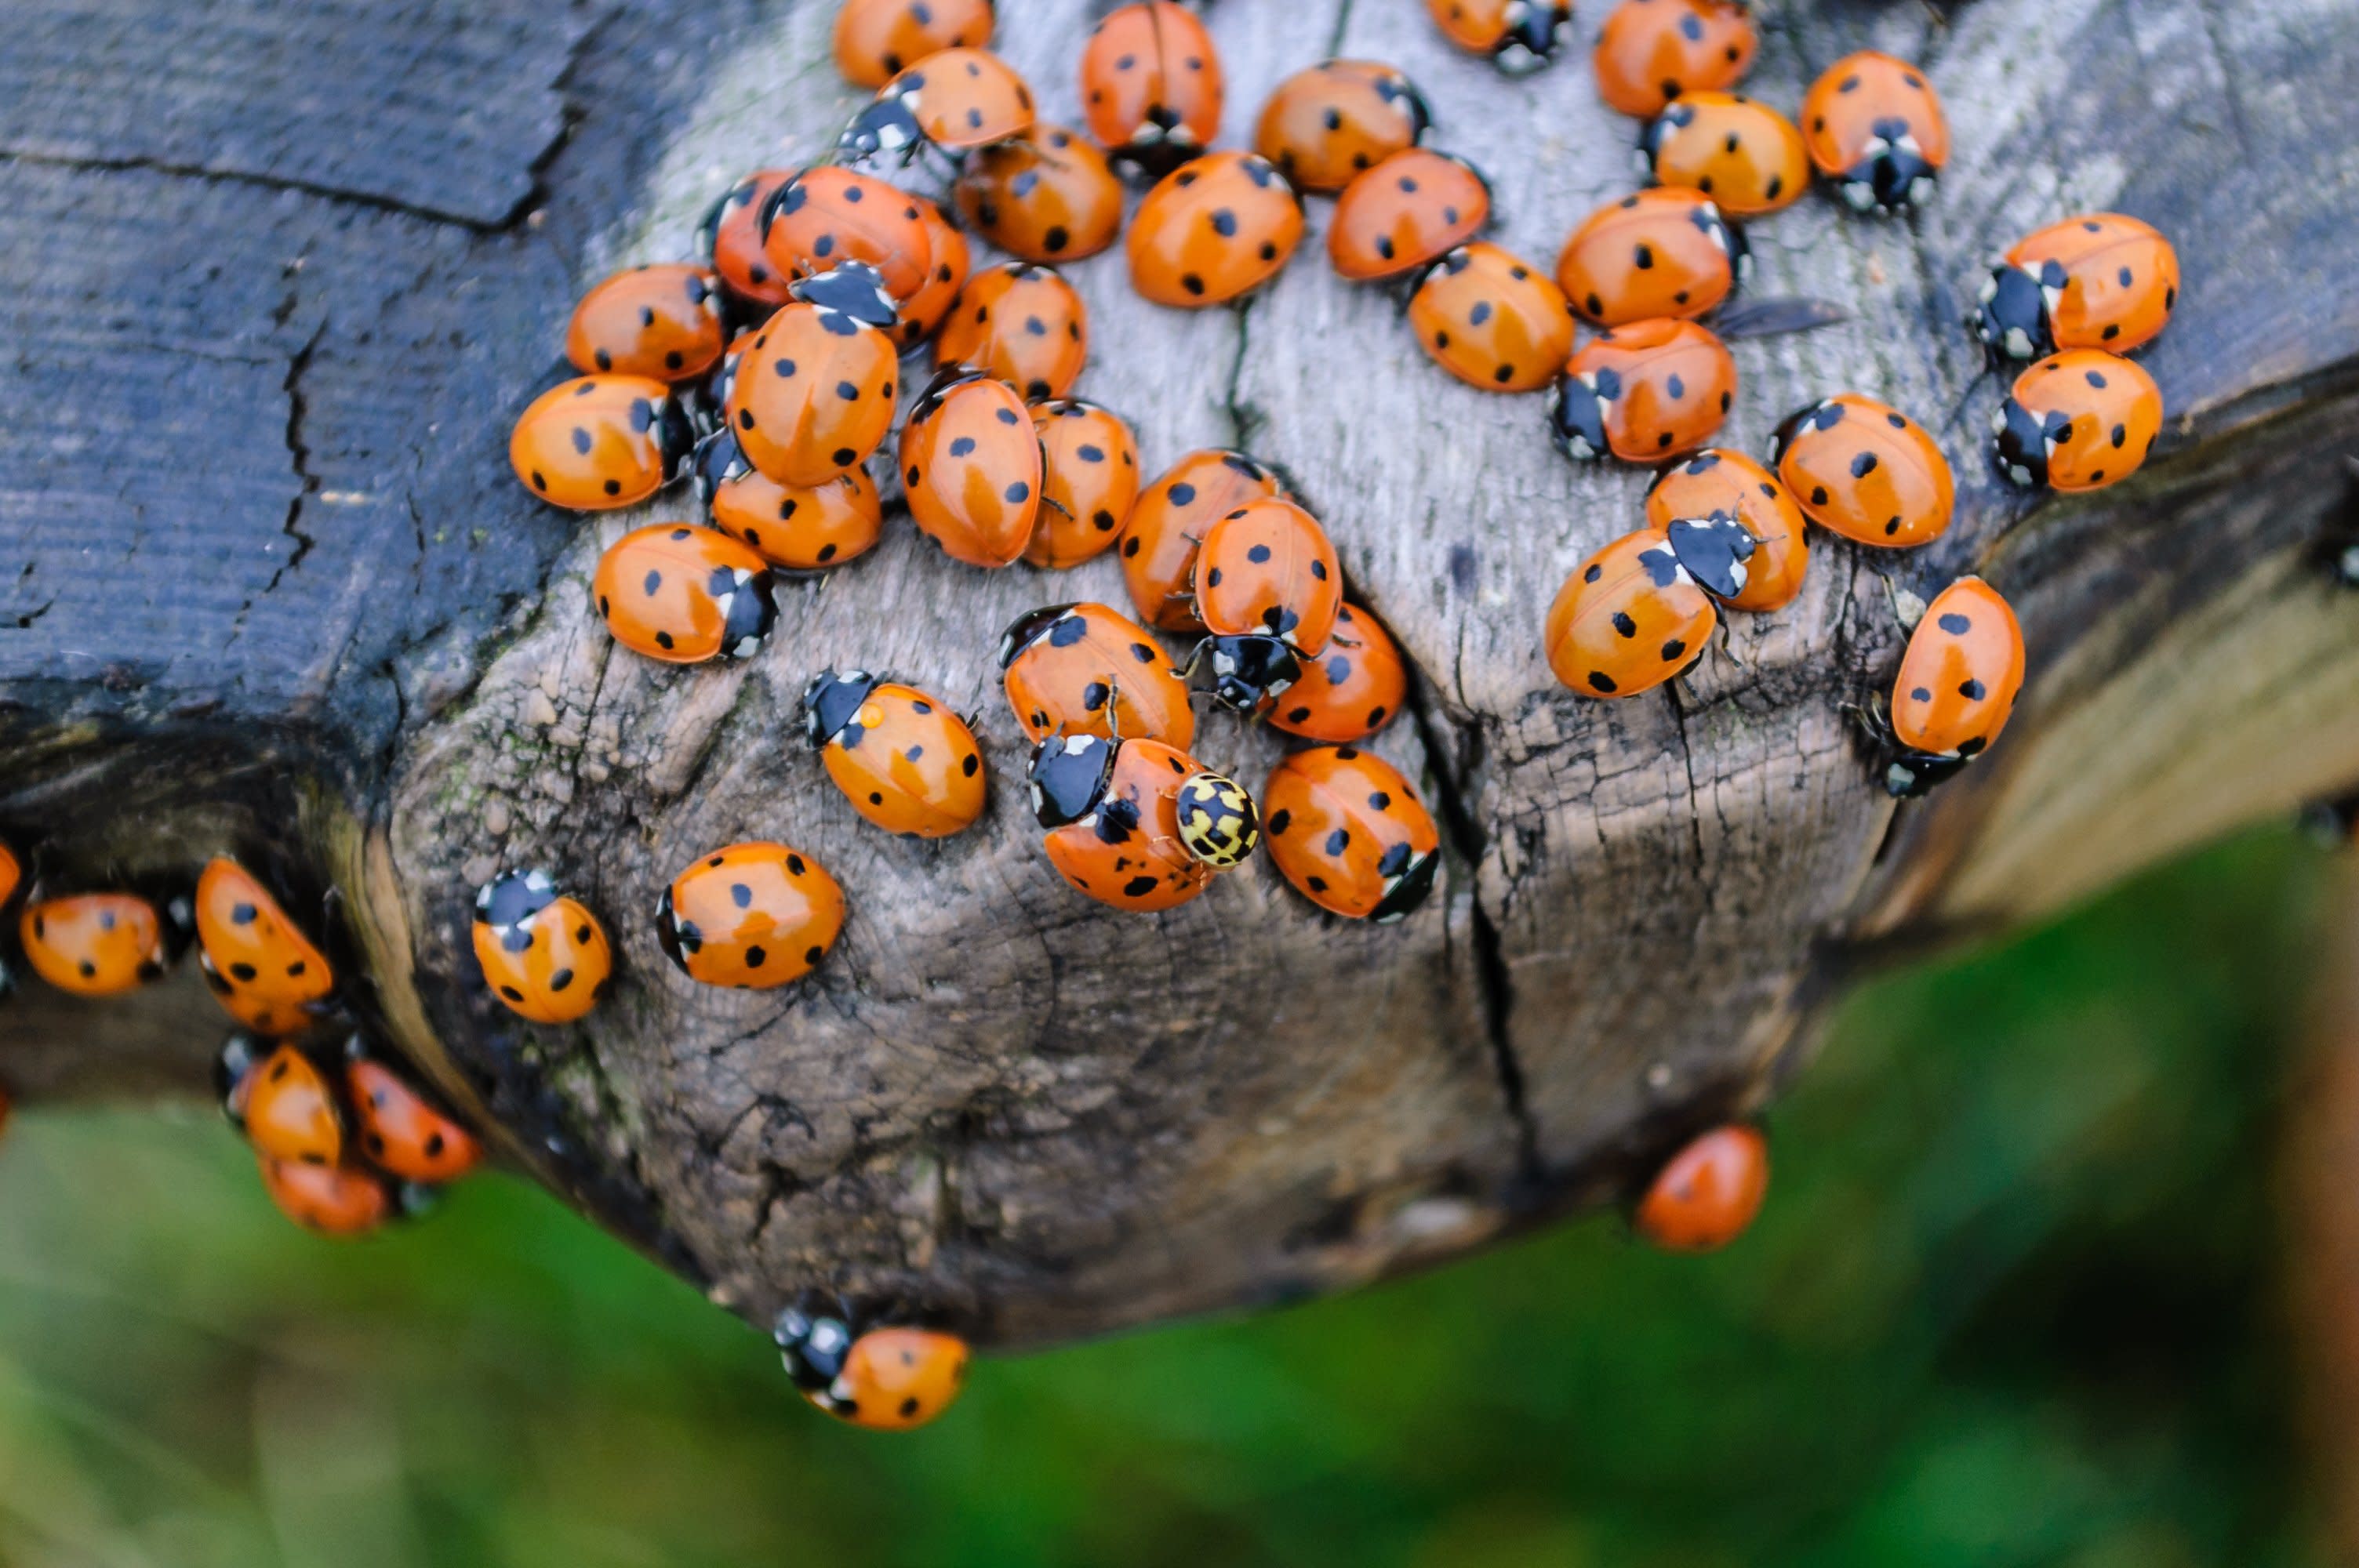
[1174,770,1260,869]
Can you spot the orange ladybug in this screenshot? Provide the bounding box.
[1635,1123,1768,1251]
[693,430,884,572]
[1266,604,1407,742]
[1191,497,1343,711]
[1029,735,1230,912]
[1408,242,1575,394]
[898,195,972,350]
[803,670,988,838]
[1029,399,1142,569]
[1262,746,1441,922]
[472,869,612,1025]
[998,602,1196,748]
[1256,60,1431,194]
[699,168,802,318]
[658,843,845,990]
[933,262,1088,402]
[954,124,1125,262]
[511,374,696,511]
[1544,515,1757,699]
[1771,394,1954,547]
[1643,449,1807,612]
[1549,318,1736,464]
[831,0,996,89]
[841,47,1036,163]
[242,1043,343,1167]
[592,524,777,664]
[20,892,174,996]
[1594,0,1756,119]
[1079,2,1223,175]
[566,264,727,382]
[0,840,19,912]
[1873,575,2025,796]
[900,367,1044,569]
[1801,50,1947,213]
[776,1305,971,1430]
[259,1156,405,1237]
[1128,151,1304,309]
[1329,148,1492,284]
[194,856,333,1037]
[1974,213,2179,361]
[759,168,935,303]
[724,265,903,487]
[1557,188,1745,326]
[1992,350,2163,493]
[1426,0,1572,74]
[1119,449,1285,632]
[347,1042,481,1185]
[1639,91,1806,217]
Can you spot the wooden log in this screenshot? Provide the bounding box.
[4,0,2358,1347]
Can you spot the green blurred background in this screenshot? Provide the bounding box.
[0,829,2347,1568]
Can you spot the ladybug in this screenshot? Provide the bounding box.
[1079,2,1223,176]
[1544,515,1757,699]
[1870,576,2026,797]
[1771,394,1954,547]
[1644,449,1808,612]
[1119,449,1285,632]
[933,262,1089,402]
[566,263,727,383]
[1408,241,1574,394]
[472,868,612,1025]
[1028,734,1234,911]
[758,168,935,304]
[1635,1123,1768,1251]
[1975,213,2180,361]
[802,670,988,838]
[347,1040,482,1185]
[194,855,333,1037]
[1550,318,1736,464]
[1992,350,2163,493]
[19,891,174,996]
[658,842,845,989]
[1801,50,1948,214]
[900,366,1045,569]
[511,374,696,512]
[840,47,1036,164]
[1127,151,1304,309]
[832,0,995,89]
[693,429,884,572]
[723,263,902,488]
[216,1033,264,1129]
[1327,147,1492,284]
[776,1305,971,1430]
[1425,0,1572,75]
[242,1043,343,1167]
[0,839,18,911]
[592,524,777,664]
[1190,496,1344,711]
[954,123,1125,263]
[258,1156,409,1237]
[1262,746,1442,922]
[1265,603,1407,742]
[1594,0,1757,120]
[1638,91,1805,217]
[998,602,1196,748]
[1255,60,1431,194]
[698,168,801,318]
[897,196,972,350]
[1029,399,1142,569]
[1557,188,1745,327]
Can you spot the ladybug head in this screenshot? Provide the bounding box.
[214,1033,264,1129]
[1664,512,1757,603]
[1201,633,1301,713]
[774,1301,860,1396]
[995,603,1082,670]
[713,564,778,659]
[1839,140,1938,215]
[688,427,751,508]
[791,263,902,332]
[800,668,878,751]
[1973,264,2052,361]
[1547,370,1612,464]
[835,94,926,166]
[1990,395,2057,489]
[1371,844,1441,924]
[1495,0,1570,73]
[652,388,710,477]
[1027,733,1115,829]
[476,868,558,934]
[1768,397,1842,464]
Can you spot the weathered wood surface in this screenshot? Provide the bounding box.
[5,0,2359,1346]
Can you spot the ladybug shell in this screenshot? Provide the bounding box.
[1119,450,1284,633]
[933,263,1089,403]
[243,1044,343,1166]
[1029,400,1142,568]
[1408,241,1574,394]
[1262,746,1442,922]
[1997,213,2179,357]
[1544,527,1715,698]
[1557,188,1740,326]
[594,524,777,663]
[472,874,612,1025]
[761,168,935,304]
[1634,1123,1768,1251]
[1554,318,1735,463]
[897,196,972,351]
[1127,151,1304,309]
[0,841,19,910]
[1641,92,1806,217]
[725,301,899,487]
[832,0,996,89]
[707,442,884,572]
[955,124,1125,263]
[1328,147,1492,282]
[879,48,1035,153]
[659,842,845,990]
[1891,576,2025,759]
[511,375,682,511]
[1042,739,1218,913]
[1080,2,1223,172]
[1994,350,2163,493]
[1256,60,1430,194]
[1801,51,1949,212]
[1000,602,1196,749]
[1194,498,1343,655]
[20,893,168,996]
[259,1156,394,1236]
[1594,0,1757,119]
[194,856,333,1036]
[566,264,727,383]
[350,1058,482,1185]
[1427,0,1573,70]
[817,681,988,838]
[813,1328,971,1430]
[900,372,1044,568]
[1266,604,1407,742]
[1773,394,1954,547]
[701,169,801,315]
[1644,450,1808,613]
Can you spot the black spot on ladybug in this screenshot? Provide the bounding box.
[1960,679,1987,700]
[2085,369,2109,390]
[745,945,768,968]
[1005,481,1030,503]
[1306,875,1329,893]
[1325,828,1350,855]
[1851,452,1878,478]
[231,962,259,982]
[1584,564,1602,583]
[805,945,824,966]
[655,630,675,649]
[1661,638,1687,661]
[963,753,980,776]
[1939,612,1971,635]
[1122,876,1158,898]
[1612,612,1638,638]
[1182,274,1206,296]
[1045,226,1070,252]
[833,448,857,465]
[996,407,1020,425]
[1810,486,1829,506]
[1589,670,1618,692]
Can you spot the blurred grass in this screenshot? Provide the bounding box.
[0,828,2345,1568]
